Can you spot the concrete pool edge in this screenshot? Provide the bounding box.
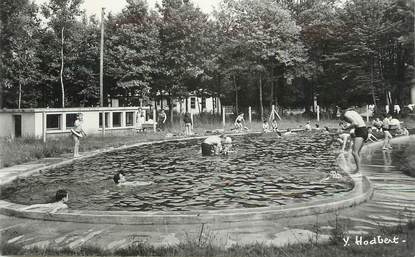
[0,131,378,225]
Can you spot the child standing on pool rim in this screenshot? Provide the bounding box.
[71,113,87,158]
[339,107,368,175]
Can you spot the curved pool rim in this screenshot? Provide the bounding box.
[0,131,375,225]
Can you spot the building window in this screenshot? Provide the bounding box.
[190,97,196,109]
[99,112,109,128]
[46,114,61,130]
[201,98,206,110]
[66,113,77,129]
[113,112,122,127]
[126,112,134,126]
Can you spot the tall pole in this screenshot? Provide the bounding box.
[100,7,105,136]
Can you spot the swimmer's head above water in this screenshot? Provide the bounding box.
[55,189,69,202]
[113,172,126,184]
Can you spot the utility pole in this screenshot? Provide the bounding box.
[100,7,105,136]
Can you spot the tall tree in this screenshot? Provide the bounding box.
[0,0,41,108]
[157,0,212,122]
[41,0,84,107]
[105,0,160,107]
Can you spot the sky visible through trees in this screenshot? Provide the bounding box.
[0,0,413,116]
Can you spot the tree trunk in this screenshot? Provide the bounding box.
[18,83,22,109]
[0,84,3,108]
[370,55,377,106]
[233,74,238,114]
[60,27,65,108]
[259,73,264,121]
[270,70,274,111]
[168,91,173,124]
[160,90,163,109]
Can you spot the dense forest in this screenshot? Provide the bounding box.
[0,0,414,118]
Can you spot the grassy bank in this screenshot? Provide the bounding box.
[1,220,414,257]
[0,118,338,168]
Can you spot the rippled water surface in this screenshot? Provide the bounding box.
[0,132,353,211]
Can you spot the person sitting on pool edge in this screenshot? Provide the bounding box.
[22,189,69,213]
[201,134,232,156]
[262,120,271,133]
[113,172,152,186]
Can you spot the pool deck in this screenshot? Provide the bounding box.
[0,135,414,251]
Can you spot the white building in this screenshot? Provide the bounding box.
[152,94,222,115]
[0,106,154,139]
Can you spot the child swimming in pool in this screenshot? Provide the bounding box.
[22,189,69,213]
[113,172,152,186]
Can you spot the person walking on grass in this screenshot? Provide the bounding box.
[340,108,368,175]
[71,113,86,158]
[184,112,192,136]
[136,108,145,132]
[158,109,167,131]
[382,114,393,150]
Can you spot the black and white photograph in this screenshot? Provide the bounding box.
[0,0,414,256]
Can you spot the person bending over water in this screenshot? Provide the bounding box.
[113,172,152,186]
[201,134,232,156]
[234,113,245,131]
[340,108,368,174]
[22,189,69,213]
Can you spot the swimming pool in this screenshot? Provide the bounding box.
[0,132,353,212]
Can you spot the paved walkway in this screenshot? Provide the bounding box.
[0,136,414,251]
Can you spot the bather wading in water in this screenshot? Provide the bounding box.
[340,108,368,175]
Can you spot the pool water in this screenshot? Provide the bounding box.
[0,132,353,211]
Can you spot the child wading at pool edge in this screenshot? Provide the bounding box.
[22,189,69,213]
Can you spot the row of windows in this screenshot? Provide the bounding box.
[156,98,207,109]
[46,112,135,130]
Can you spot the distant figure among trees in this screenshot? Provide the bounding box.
[184,112,192,136]
[136,108,146,132]
[158,109,167,131]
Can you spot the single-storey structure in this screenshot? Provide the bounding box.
[152,94,222,115]
[0,106,155,139]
